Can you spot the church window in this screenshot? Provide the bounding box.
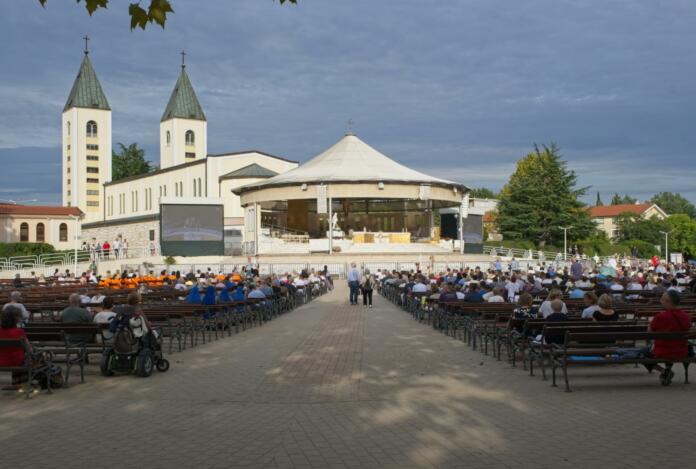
[87,190,99,195]
[87,167,99,173]
[185,130,195,145]
[36,223,45,242]
[59,223,68,242]
[87,155,98,161]
[67,121,71,136]
[185,152,195,159]
[198,178,203,197]
[87,201,99,207]
[86,144,99,150]
[20,223,29,242]
[86,121,98,137]
[166,131,171,146]
[87,178,99,183]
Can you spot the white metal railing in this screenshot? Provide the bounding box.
[482,244,651,266]
[0,246,161,274]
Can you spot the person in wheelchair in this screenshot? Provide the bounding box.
[101,292,168,377]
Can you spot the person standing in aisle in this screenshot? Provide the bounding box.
[347,262,360,305]
[361,269,374,308]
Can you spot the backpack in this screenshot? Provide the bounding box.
[36,364,64,389]
[364,277,372,291]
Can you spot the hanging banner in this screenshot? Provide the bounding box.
[317,185,328,214]
[419,184,431,201]
[461,193,470,218]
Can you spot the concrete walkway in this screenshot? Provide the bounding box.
[2,282,695,468]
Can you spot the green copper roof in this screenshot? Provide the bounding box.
[219,164,278,180]
[161,67,206,122]
[63,54,111,112]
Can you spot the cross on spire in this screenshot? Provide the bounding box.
[83,35,90,55]
[181,50,186,68]
[347,118,355,135]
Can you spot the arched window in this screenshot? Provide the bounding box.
[166,131,171,146]
[86,120,98,137]
[59,223,68,242]
[67,121,71,136]
[185,130,195,145]
[36,223,45,242]
[20,222,29,242]
[198,177,203,197]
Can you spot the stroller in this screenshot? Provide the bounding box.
[100,305,170,377]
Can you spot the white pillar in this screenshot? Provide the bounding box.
[458,204,464,255]
[254,202,259,256]
[328,194,333,255]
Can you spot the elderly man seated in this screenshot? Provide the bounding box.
[60,294,93,344]
[3,291,31,326]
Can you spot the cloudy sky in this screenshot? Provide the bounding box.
[1,0,695,205]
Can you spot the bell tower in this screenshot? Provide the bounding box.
[62,37,112,222]
[160,51,207,169]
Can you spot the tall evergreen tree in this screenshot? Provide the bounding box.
[112,143,153,181]
[497,144,596,248]
[595,192,603,206]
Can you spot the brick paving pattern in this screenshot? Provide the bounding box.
[2,282,695,468]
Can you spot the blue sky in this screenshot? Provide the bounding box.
[1,0,695,205]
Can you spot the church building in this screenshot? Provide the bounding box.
[62,49,298,253]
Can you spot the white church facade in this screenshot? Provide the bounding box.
[60,50,298,253]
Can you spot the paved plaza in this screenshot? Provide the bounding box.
[2,282,695,469]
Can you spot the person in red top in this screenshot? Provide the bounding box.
[0,305,30,386]
[644,291,692,385]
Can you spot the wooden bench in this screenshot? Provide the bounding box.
[0,337,55,397]
[24,323,105,386]
[528,323,647,380]
[552,330,696,391]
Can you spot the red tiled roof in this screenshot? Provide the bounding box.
[0,204,83,217]
[587,203,651,218]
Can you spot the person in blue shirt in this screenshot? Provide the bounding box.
[219,287,231,303]
[187,285,201,304]
[202,285,217,305]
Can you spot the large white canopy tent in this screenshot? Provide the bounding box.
[234,133,471,254]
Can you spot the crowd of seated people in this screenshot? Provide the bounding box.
[377,256,694,308]
[377,257,695,386]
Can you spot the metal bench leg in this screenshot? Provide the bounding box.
[563,362,571,392]
[684,363,690,384]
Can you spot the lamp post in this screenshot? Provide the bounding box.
[560,226,572,261]
[71,215,80,275]
[659,230,670,262]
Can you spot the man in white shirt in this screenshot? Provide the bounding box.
[505,277,520,302]
[487,287,506,303]
[93,297,117,340]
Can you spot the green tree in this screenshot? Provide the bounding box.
[38,0,297,30]
[595,192,603,206]
[613,212,668,245]
[496,143,596,248]
[112,143,153,181]
[469,187,498,199]
[650,192,696,219]
[610,193,637,205]
[665,214,696,258]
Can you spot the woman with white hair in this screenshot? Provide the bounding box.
[360,269,375,308]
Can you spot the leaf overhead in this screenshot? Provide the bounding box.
[38,0,297,30]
